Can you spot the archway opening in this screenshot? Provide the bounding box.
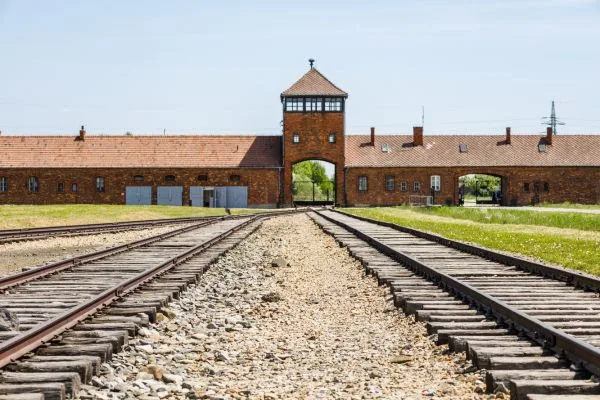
[458,174,503,206]
[292,160,335,206]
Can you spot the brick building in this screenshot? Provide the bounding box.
[0,65,599,207]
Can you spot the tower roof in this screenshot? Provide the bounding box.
[281,68,348,98]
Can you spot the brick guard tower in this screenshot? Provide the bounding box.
[280,61,347,206]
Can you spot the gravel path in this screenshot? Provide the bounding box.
[0,225,193,277]
[82,215,488,399]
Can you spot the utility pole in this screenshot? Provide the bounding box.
[541,100,565,135]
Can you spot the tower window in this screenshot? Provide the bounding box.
[305,97,322,112]
[27,177,39,193]
[96,177,105,192]
[285,98,304,112]
[328,133,336,144]
[293,133,300,144]
[385,176,395,192]
[0,177,7,193]
[358,176,368,192]
[324,97,342,112]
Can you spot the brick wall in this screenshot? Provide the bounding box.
[0,168,281,207]
[345,166,600,206]
[282,112,345,206]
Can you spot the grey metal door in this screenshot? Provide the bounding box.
[125,186,152,205]
[215,187,227,208]
[190,186,204,207]
[226,186,248,208]
[157,186,183,206]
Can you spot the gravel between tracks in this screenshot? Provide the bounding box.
[0,224,195,277]
[82,214,489,399]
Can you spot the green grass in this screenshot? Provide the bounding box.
[408,206,600,232]
[537,202,600,210]
[343,207,600,276]
[0,205,273,229]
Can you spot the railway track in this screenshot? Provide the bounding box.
[0,211,293,400]
[0,215,224,244]
[310,209,600,400]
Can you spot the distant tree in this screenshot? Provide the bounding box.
[459,174,500,196]
[293,161,335,200]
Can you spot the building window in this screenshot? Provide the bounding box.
[27,177,39,193]
[305,97,322,112]
[293,133,300,144]
[230,174,241,182]
[358,176,368,192]
[400,182,408,192]
[328,133,336,144]
[543,182,549,192]
[133,175,144,182]
[197,174,208,182]
[524,182,530,192]
[0,177,7,193]
[164,175,176,182]
[96,177,105,192]
[385,176,395,192]
[430,175,441,192]
[71,183,78,193]
[285,98,304,112]
[534,182,541,193]
[414,181,421,192]
[324,97,342,112]
[57,183,64,193]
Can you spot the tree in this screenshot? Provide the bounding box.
[292,160,335,200]
[459,174,500,196]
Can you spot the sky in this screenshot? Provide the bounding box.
[0,0,599,136]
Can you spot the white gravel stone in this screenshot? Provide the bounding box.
[84,214,486,399]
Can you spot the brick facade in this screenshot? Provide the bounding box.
[282,112,345,206]
[0,168,280,207]
[345,166,600,206]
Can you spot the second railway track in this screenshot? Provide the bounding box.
[311,209,600,400]
[0,210,294,400]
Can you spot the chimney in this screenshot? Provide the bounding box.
[79,125,86,141]
[413,126,423,146]
[505,127,511,144]
[546,126,553,145]
[370,127,375,146]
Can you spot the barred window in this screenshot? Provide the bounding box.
[57,183,64,193]
[27,177,39,193]
[293,133,300,144]
[324,97,342,112]
[430,175,441,191]
[414,181,421,192]
[96,177,105,192]
[358,176,368,192]
[400,182,408,192]
[385,176,395,192]
[0,177,7,193]
[305,97,322,112]
[285,98,304,112]
[328,133,336,144]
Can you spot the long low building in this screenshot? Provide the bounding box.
[1,66,599,207]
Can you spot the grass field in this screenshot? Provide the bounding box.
[409,206,600,232]
[537,202,600,210]
[343,207,600,276]
[0,205,270,230]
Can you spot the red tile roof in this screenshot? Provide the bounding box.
[0,135,281,168]
[281,68,348,97]
[345,134,600,167]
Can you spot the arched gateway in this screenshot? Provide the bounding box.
[280,64,347,207]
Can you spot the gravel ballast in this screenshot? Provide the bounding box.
[0,225,194,276]
[81,214,489,399]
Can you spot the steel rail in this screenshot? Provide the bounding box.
[333,209,600,292]
[315,209,600,376]
[0,214,262,368]
[0,217,225,291]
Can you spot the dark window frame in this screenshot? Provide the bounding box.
[524,182,530,192]
[164,175,176,182]
[358,176,368,192]
[543,182,549,192]
[324,97,343,112]
[57,183,64,193]
[413,181,421,192]
[0,176,7,193]
[197,174,208,182]
[133,175,144,183]
[27,176,39,193]
[285,98,304,112]
[229,174,241,182]
[71,183,78,193]
[96,176,105,193]
[305,97,323,112]
[385,175,395,192]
